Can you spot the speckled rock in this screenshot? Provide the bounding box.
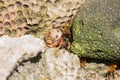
[8,48,120,80]
[9,48,81,80]
[71,0,120,60]
[43,48,80,80]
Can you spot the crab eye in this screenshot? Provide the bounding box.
[62,26,65,28]
[56,35,58,39]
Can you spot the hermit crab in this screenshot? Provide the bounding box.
[44,16,73,49]
[44,28,64,48]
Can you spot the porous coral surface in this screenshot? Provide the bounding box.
[8,48,120,80]
[43,48,80,80]
[0,0,85,37]
[9,48,81,80]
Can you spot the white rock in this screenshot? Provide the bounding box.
[44,48,80,80]
[0,35,45,80]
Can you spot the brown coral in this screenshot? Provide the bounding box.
[0,0,85,37]
[0,1,29,36]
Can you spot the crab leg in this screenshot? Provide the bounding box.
[58,38,64,48]
[47,39,60,48]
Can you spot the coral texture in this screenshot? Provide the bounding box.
[0,0,86,80]
[44,48,80,80]
[9,48,120,80]
[0,35,45,80]
[0,0,85,37]
[9,48,81,80]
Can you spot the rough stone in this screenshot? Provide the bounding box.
[71,0,120,60]
[0,35,45,80]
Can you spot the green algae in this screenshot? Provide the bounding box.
[71,0,120,60]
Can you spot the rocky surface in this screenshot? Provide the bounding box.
[71,0,120,60]
[0,0,85,37]
[9,48,80,80]
[0,35,45,80]
[0,0,120,80]
[0,0,86,80]
[8,48,120,80]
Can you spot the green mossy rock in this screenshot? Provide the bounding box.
[71,0,120,60]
